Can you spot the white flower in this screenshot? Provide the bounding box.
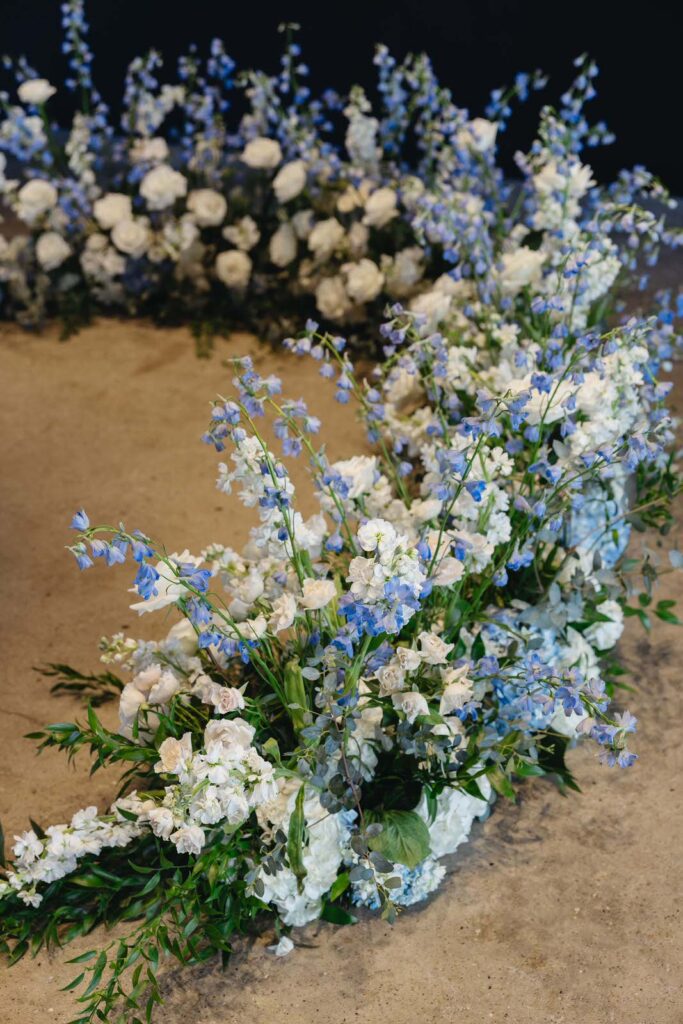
[299,577,336,610]
[440,670,474,715]
[222,216,260,251]
[186,188,227,227]
[147,807,175,840]
[170,825,205,856]
[456,117,498,153]
[268,592,297,633]
[35,231,71,271]
[18,79,56,105]
[308,217,345,260]
[497,247,545,295]
[376,662,405,696]
[269,222,297,267]
[392,691,429,723]
[363,187,398,228]
[155,733,193,775]
[272,159,307,202]
[130,137,169,165]
[16,179,58,224]
[111,218,150,259]
[204,717,255,753]
[357,518,397,555]
[215,249,252,288]
[315,275,351,320]
[241,137,282,169]
[330,455,378,499]
[417,631,454,665]
[139,164,187,210]
[343,258,384,304]
[209,686,246,715]
[584,600,624,651]
[292,209,314,239]
[92,192,132,230]
[268,935,294,957]
[417,784,489,858]
[432,557,464,587]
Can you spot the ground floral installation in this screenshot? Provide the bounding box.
[1,5,681,352]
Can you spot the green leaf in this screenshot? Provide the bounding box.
[488,767,517,801]
[368,810,430,870]
[328,871,350,903]
[319,901,357,925]
[286,784,308,893]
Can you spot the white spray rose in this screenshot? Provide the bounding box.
[269,222,298,267]
[392,691,429,723]
[363,186,398,228]
[343,258,384,304]
[111,218,151,259]
[272,159,307,202]
[308,217,345,260]
[139,164,187,210]
[241,137,283,169]
[315,275,351,320]
[186,188,227,227]
[16,179,58,224]
[35,231,71,271]
[417,631,454,665]
[93,192,132,230]
[215,249,252,289]
[299,577,337,610]
[18,79,56,105]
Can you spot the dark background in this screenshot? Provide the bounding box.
[1,0,680,193]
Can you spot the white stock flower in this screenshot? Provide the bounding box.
[299,577,336,610]
[93,192,133,230]
[139,164,187,210]
[18,79,56,105]
[363,186,398,228]
[16,179,58,224]
[241,137,282,169]
[111,218,150,259]
[170,825,205,856]
[272,159,307,202]
[186,188,227,227]
[269,222,298,267]
[35,231,71,271]
[215,249,252,288]
[343,258,384,304]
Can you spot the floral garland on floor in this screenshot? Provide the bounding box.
[2,8,683,1024]
[0,3,680,351]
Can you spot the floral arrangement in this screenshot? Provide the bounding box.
[2,5,683,1024]
[2,4,679,351]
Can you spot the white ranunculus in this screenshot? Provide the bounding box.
[35,231,71,271]
[222,216,260,252]
[139,164,187,211]
[186,188,227,227]
[215,249,252,289]
[111,218,150,259]
[308,217,345,260]
[269,222,297,267]
[315,275,351,320]
[272,159,307,202]
[363,186,398,228]
[93,192,132,230]
[16,179,58,224]
[241,136,283,169]
[432,556,465,587]
[18,78,56,105]
[130,136,169,165]
[299,577,337,610]
[497,247,545,295]
[343,258,384,304]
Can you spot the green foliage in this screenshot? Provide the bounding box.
[367,811,431,870]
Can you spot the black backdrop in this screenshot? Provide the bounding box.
[1,0,680,193]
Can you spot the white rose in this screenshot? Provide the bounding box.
[16,179,58,224]
[204,717,255,752]
[392,691,429,723]
[343,258,384,304]
[130,137,169,165]
[362,186,398,228]
[241,136,283,169]
[35,231,71,270]
[155,733,192,775]
[315,275,351,320]
[308,217,344,260]
[93,192,132,230]
[18,79,56,105]
[300,577,337,611]
[210,686,246,715]
[111,218,150,258]
[268,592,298,633]
[269,222,297,267]
[222,215,260,251]
[396,646,422,673]
[148,670,181,705]
[376,662,405,696]
[272,159,307,202]
[440,680,473,716]
[186,188,227,227]
[139,164,187,210]
[417,631,454,665]
[497,247,545,295]
[215,249,252,288]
